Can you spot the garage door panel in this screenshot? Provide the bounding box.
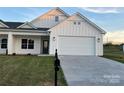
[58,36,95,55]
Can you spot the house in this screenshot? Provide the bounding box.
[123,44,124,52]
[0,8,106,56]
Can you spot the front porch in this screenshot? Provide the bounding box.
[0,31,50,55]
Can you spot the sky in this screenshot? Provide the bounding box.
[0,7,124,44]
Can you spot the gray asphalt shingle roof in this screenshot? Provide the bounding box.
[4,22,24,29]
[0,20,49,31]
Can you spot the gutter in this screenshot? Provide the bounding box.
[0,28,49,33]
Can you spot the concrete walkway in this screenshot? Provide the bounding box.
[59,56,124,86]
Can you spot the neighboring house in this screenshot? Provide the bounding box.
[0,8,106,56]
[123,44,124,52]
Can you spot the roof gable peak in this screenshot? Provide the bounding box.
[71,12,106,34]
[49,12,106,34]
[31,7,70,22]
[17,21,37,29]
[53,7,70,17]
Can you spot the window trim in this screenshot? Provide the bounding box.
[55,16,59,22]
[21,39,28,49]
[28,39,34,49]
[1,38,7,49]
[21,39,34,49]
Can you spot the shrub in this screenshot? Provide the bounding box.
[27,53,31,56]
[12,53,16,56]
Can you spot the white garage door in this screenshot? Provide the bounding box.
[58,36,95,55]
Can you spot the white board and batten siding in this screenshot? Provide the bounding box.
[0,8,105,56]
[0,31,49,54]
[19,24,32,28]
[31,9,68,28]
[13,35,41,54]
[49,14,103,56]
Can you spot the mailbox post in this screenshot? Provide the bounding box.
[54,49,60,86]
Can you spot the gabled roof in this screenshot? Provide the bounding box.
[0,20,10,28]
[49,12,106,34]
[17,21,37,29]
[75,12,106,34]
[31,7,70,23]
[0,27,49,31]
[4,22,24,29]
[0,8,106,34]
[54,7,70,17]
[0,20,24,29]
[0,20,49,31]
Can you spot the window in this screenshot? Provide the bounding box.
[1,39,7,49]
[21,39,34,49]
[21,39,27,49]
[55,16,59,22]
[74,21,81,25]
[78,22,81,25]
[74,22,76,25]
[28,39,34,49]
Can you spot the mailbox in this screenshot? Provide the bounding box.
[54,58,60,71]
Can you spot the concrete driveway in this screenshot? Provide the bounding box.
[59,56,124,86]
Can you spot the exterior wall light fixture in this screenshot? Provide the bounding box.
[97,38,100,43]
[53,37,56,41]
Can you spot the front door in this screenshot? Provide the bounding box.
[43,40,49,54]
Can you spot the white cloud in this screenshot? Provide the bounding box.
[82,7,120,14]
[104,31,124,44]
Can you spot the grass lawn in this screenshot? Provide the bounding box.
[103,45,124,63]
[0,55,67,86]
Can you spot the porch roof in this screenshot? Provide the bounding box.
[0,21,50,31]
[0,27,50,31]
[4,22,24,29]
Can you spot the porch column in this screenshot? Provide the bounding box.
[8,32,13,54]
